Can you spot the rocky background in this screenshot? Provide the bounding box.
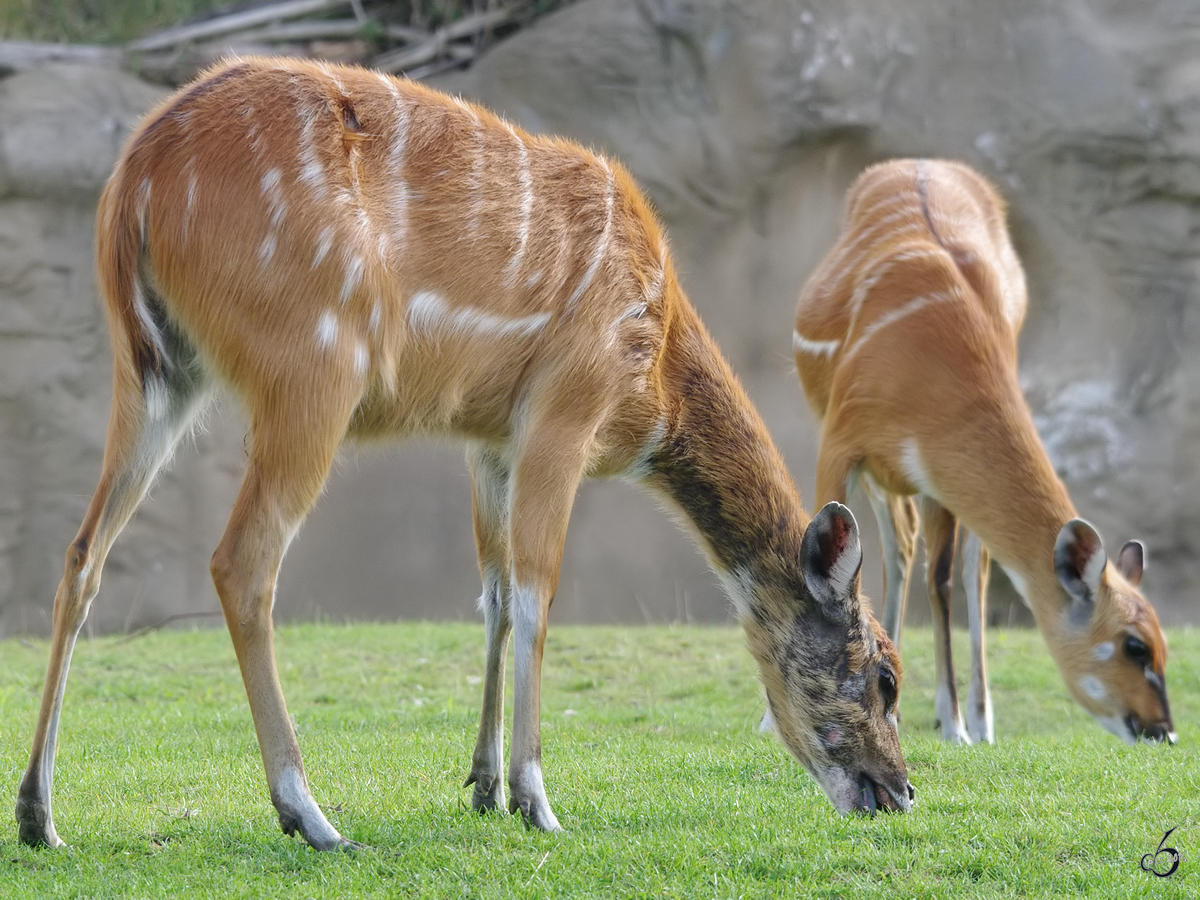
[1,0,1197,637]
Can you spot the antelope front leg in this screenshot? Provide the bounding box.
[962,533,995,744]
[502,414,596,832]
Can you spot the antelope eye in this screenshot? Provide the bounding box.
[878,668,898,711]
[1123,635,1151,665]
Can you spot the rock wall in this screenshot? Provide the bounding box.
[1,0,1196,636]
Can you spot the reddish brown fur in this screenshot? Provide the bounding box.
[793,158,1172,744]
[17,59,910,850]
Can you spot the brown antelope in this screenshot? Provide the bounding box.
[789,158,1173,746]
[16,58,912,851]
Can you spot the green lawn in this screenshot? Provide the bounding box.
[1,622,1196,898]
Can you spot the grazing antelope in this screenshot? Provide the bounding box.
[16,58,912,852]
[790,158,1173,746]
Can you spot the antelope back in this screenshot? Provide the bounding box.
[101,57,669,454]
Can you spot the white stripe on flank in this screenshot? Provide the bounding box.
[317,62,346,95]
[186,171,198,216]
[259,234,276,264]
[340,255,364,305]
[504,125,534,286]
[464,107,486,239]
[137,178,152,232]
[566,161,615,311]
[407,291,550,339]
[792,330,840,358]
[298,111,327,200]
[316,310,339,348]
[899,437,937,499]
[313,226,334,269]
[387,86,411,251]
[369,301,382,335]
[841,293,953,363]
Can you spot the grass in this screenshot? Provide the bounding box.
[1,622,1197,897]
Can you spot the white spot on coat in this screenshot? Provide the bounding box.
[1093,641,1115,661]
[353,342,369,377]
[316,310,339,348]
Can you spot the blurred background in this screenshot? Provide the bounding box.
[0,0,1196,637]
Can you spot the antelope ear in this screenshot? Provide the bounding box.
[1054,518,1107,606]
[801,501,863,623]
[1117,540,1144,587]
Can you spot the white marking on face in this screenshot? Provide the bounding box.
[792,330,840,358]
[1094,714,1136,745]
[340,255,364,305]
[504,125,534,286]
[316,310,339,348]
[313,226,334,269]
[566,161,615,311]
[407,290,550,338]
[1078,675,1107,701]
[1093,641,1115,661]
[899,437,937,499]
[353,342,369,377]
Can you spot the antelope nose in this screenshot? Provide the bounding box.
[906,782,915,802]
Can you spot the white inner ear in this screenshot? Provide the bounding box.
[824,535,862,598]
[1081,543,1106,596]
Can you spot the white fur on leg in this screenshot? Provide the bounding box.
[274,766,346,849]
[934,683,971,744]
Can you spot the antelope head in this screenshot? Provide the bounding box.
[1053,519,1174,744]
[750,502,914,814]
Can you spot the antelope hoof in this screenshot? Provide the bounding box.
[465,771,506,813]
[15,797,63,849]
[508,794,562,832]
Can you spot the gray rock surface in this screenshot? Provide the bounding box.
[1,0,1196,636]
